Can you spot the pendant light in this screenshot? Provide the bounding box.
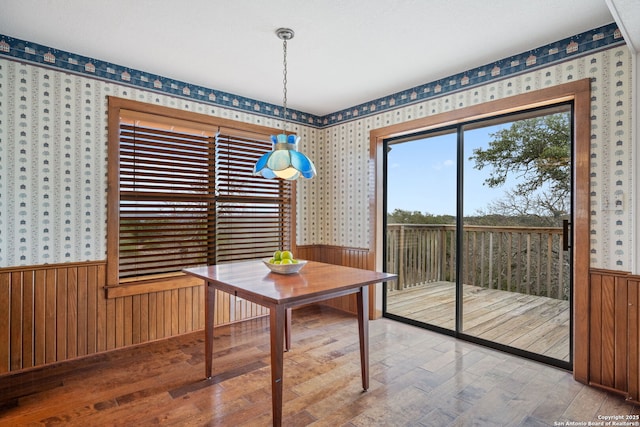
[253,28,316,180]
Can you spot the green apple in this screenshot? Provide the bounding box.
[281,258,293,265]
[268,258,276,264]
[274,260,282,265]
[291,259,299,264]
[273,250,282,261]
[281,250,293,260]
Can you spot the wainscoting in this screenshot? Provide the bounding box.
[297,245,374,315]
[588,269,640,404]
[0,246,371,375]
[2,254,639,406]
[0,261,267,375]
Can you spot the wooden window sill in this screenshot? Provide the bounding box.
[105,273,204,298]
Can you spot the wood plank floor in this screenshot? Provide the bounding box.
[1,305,637,426]
[387,282,571,361]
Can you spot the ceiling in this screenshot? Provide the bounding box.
[1,0,638,117]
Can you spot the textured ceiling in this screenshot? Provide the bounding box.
[1,0,635,116]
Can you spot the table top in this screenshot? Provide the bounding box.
[184,260,397,307]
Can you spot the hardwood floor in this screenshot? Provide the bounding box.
[387,282,571,361]
[1,305,637,426]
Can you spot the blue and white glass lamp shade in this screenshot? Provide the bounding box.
[253,133,316,180]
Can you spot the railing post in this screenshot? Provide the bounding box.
[385,224,565,301]
[546,234,553,298]
[557,233,563,299]
[488,232,494,290]
[398,225,405,290]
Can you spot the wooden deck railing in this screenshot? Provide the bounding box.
[386,224,570,300]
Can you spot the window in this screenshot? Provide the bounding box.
[215,128,293,264]
[117,116,215,278]
[106,98,295,294]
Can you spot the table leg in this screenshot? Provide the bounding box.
[356,285,369,391]
[205,283,216,379]
[270,305,286,427]
[284,308,292,351]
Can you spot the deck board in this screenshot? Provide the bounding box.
[386,281,570,361]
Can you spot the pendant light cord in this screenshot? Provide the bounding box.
[282,36,288,134]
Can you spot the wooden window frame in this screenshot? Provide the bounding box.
[106,97,296,298]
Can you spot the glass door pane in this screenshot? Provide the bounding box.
[461,108,572,363]
[385,131,457,331]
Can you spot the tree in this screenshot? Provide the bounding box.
[471,189,568,226]
[387,209,455,224]
[469,112,570,220]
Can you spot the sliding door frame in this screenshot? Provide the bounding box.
[369,79,591,382]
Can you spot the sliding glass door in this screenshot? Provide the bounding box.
[385,130,458,332]
[384,105,573,367]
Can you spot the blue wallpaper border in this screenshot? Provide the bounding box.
[0,22,624,128]
[324,23,624,126]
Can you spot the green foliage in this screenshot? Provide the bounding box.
[470,113,570,201]
[387,209,455,225]
[387,209,558,227]
[463,213,554,227]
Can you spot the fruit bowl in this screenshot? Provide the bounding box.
[262,258,307,274]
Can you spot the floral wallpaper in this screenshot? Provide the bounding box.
[0,60,318,266]
[0,65,107,265]
[0,25,633,270]
[316,46,633,270]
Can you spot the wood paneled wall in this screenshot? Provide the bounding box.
[588,269,640,404]
[297,245,374,315]
[0,246,372,375]
[629,276,640,404]
[0,261,267,375]
[5,253,638,402]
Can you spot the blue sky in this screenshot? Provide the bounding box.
[386,125,514,216]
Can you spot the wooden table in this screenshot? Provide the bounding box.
[184,260,397,426]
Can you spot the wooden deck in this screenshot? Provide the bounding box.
[386,281,571,361]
